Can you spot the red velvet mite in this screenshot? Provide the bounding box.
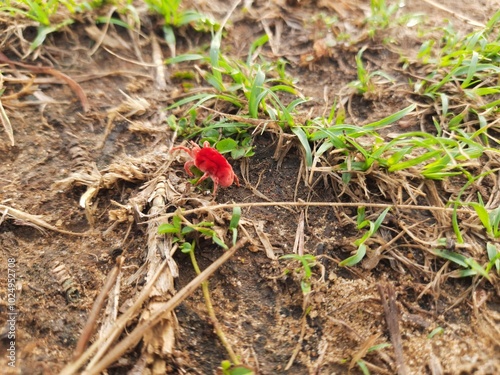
[171,141,240,195]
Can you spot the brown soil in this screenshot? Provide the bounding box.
[1,1,499,374]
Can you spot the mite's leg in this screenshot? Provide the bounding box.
[183,160,195,176]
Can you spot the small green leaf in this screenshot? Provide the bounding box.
[339,243,367,267]
[212,233,228,249]
[247,34,269,65]
[486,242,498,260]
[172,215,182,229]
[249,67,266,118]
[367,342,391,352]
[216,138,238,153]
[181,242,193,253]
[229,207,241,229]
[221,360,231,370]
[163,24,176,49]
[300,280,311,295]
[363,103,416,130]
[158,223,180,234]
[428,327,444,339]
[356,360,370,375]
[357,207,367,229]
[165,54,205,64]
[372,207,391,232]
[388,150,441,172]
[486,242,500,275]
[461,51,479,89]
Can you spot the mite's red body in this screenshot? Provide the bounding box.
[171,141,240,195]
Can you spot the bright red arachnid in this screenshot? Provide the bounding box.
[171,141,240,195]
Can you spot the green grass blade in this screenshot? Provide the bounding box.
[486,242,500,274]
[388,150,442,172]
[247,34,269,65]
[372,207,391,232]
[461,51,479,89]
[433,249,468,268]
[249,67,265,118]
[229,207,242,229]
[464,257,490,280]
[167,93,217,109]
[468,202,492,235]
[165,54,205,64]
[291,126,313,167]
[339,243,367,267]
[356,360,370,375]
[363,103,416,130]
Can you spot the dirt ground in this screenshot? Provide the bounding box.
[1,0,500,374]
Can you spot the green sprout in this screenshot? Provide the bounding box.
[220,360,255,375]
[158,207,243,367]
[143,0,215,57]
[339,206,391,267]
[158,214,228,249]
[348,46,394,94]
[280,254,317,295]
[366,0,400,38]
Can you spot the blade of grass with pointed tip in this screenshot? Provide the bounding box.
[363,103,416,131]
[469,202,492,235]
[461,51,479,88]
[388,150,442,172]
[247,34,269,65]
[486,243,500,274]
[165,54,205,64]
[433,249,468,268]
[249,68,265,118]
[464,257,490,280]
[291,126,312,167]
[339,243,367,267]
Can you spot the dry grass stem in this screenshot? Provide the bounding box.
[0,204,88,236]
[420,0,485,27]
[0,98,14,146]
[285,293,311,371]
[60,258,170,375]
[292,210,305,255]
[254,220,277,259]
[131,176,179,371]
[151,32,168,90]
[348,333,381,372]
[0,51,89,112]
[74,256,124,359]
[81,238,248,375]
[378,283,409,375]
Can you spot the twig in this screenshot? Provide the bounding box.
[284,295,310,370]
[420,0,485,27]
[188,244,240,364]
[151,32,168,90]
[73,256,124,359]
[0,52,90,112]
[377,283,409,375]
[0,91,14,145]
[59,258,170,375]
[81,238,248,375]
[0,204,89,236]
[349,333,381,371]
